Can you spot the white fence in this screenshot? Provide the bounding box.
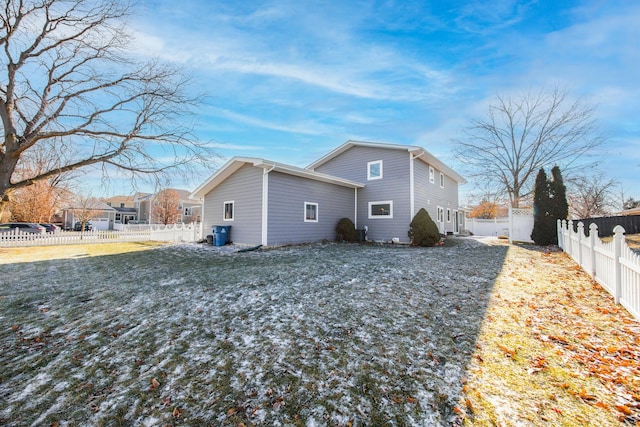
[465,208,534,244]
[466,217,510,237]
[509,208,534,243]
[558,220,640,320]
[0,223,202,248]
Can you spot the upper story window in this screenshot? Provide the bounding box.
[184,207,193,216]
[223,201,234,221]
[304,202,318,222]
[440,173,445,188]
[367,160,383,180]
[429,166,435,183]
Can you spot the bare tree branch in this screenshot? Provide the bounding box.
[0,0,213,215]
[453,87,605,207]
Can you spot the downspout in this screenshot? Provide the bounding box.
[354,188,358,229]
[198,197,205,241]
[261,163,276,246]
[409,149,425,218]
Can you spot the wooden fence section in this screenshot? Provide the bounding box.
[558,219,640,320]
[0,224,202,248]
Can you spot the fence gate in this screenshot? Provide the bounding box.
[509,208,534,243]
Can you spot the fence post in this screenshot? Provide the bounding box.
[566,220,573,256]
[589,223,598,277]
[613,225,625,304]
[577,222,584,267]
[557,219,563,249]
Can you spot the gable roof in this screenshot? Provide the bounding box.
[190,157,364,199]
[307,140,467,184]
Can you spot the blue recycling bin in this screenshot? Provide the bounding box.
[213,225,231,246]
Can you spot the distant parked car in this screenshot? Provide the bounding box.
[73,222,92,231]
[0,222,46,234]
[39,223,60,233]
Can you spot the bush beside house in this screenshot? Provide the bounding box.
[408,208,440,247]
[336,217,357,242]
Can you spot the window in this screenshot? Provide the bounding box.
[429,166,435,183]
[367,160,383,180]
[184,207,193,216]
[440,173,444,188]
[437,206,444,223]
[304,202,318,222]
[223,201,234,221]
[120,203,125,208]
[368,201,393,219]
[447,208,451,222]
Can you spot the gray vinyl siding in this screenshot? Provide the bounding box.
[413,159,460,234]
[202,164,263,245]
[266,171,355,246]
[314,146,412,242]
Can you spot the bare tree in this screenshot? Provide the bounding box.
[567,172,619,219]
[0,0,210,217]
[453,87,604,207]
[152,188,180,225]
[69,194,102,231]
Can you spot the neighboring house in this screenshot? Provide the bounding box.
[191,140,466,246]
[618,207,640,216]
[135,190,202,224]
[102,195,138,225]
[62,199,117,230]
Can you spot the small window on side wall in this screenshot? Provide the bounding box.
[368,201,393,219]
[304,202,318,222]
[440,173,445,188]
[223,201,234,221]
[429,166,435,183]
[367,160,383,180]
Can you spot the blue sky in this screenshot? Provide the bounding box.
[120,0,639,202]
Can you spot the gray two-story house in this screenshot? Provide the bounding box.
[190,140,466,246]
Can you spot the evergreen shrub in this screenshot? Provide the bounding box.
[408,208,440,247]
[336,217,357,242]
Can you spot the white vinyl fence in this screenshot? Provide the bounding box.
[465,217,510,237]
[0,223,202,248]
[465,208,534,244]
[558,219,640,320]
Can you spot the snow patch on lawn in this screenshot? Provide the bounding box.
[0,237,506,426]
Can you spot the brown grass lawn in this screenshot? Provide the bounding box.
[461,241,640,426]
[0,241,169,264]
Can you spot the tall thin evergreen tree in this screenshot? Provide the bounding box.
[531,168,555,245]
[549,166,569,222]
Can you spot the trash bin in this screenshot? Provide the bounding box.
[213,225,231,246]
[206,234,213,245]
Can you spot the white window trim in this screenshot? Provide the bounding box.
[368,200,394,219]
[367,160,383,180]
[440,173,445,188]
[304,202,318,223]
[223,200,234,221]
[437,206,444,223]
[429,166,435,184]
[446,208,451,222]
